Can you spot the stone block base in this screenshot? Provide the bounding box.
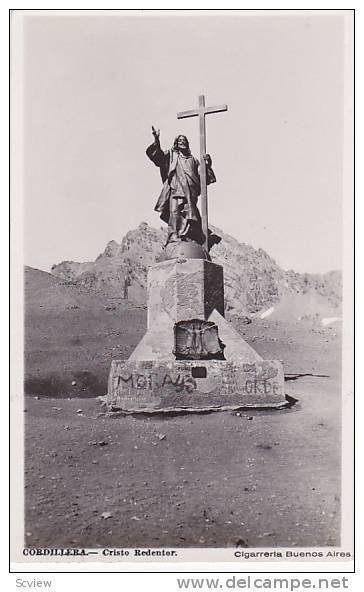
[107,359,286,412]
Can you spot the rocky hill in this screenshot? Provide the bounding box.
[51,222,341,319]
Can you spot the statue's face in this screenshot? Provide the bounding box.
[177,135,189,151]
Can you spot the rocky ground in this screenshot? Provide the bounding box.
[24,266,342,548]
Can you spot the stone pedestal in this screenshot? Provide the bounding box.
[131,259,224,361]
[107,258,286,412]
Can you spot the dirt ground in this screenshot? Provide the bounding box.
[24,275,342,548]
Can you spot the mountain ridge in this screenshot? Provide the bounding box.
[50,222,341,318]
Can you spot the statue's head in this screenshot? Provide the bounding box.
[173,135,191,155]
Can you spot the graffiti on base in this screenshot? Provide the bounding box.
[162,373,197,393]
[113,369,281,397]
[117,372,153,390]
[115,371,197,394]
[243,379,281,396]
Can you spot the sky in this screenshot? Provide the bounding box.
[20,10,347,273]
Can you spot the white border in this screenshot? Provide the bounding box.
[6,5,356,581]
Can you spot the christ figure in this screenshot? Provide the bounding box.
[146,127,218,248]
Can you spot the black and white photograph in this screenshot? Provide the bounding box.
[10,9,354,568]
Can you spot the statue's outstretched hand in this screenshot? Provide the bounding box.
[204,154,212,167]
[152,126,160,144]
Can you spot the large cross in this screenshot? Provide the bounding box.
[177,95,228,253]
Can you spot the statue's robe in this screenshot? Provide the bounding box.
[146,140,216,245]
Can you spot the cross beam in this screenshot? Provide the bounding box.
[177,95,227,253]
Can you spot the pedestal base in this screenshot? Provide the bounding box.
[108,359,286,412]
[107,259,286,413]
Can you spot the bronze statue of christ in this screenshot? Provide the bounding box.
[146,127,218,249]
